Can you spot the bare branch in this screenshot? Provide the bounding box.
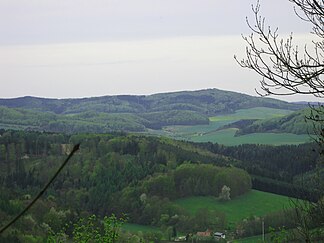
[235,1,324,97]
[0,144,80,234]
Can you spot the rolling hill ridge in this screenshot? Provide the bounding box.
[0,89,304,134]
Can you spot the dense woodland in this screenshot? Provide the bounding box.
[198,142,322,201]
[0,130,322,241]
[0,130,246,241]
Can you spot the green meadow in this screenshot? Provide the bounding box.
[122,190,291,238]
[209,107,293,121]
[233,234,270,243]
[122,223,162,234]
[152,107,311,146]
[189,129,311,146]
[174,190,291,229]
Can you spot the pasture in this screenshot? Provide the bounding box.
[209,107,293,121]
[174,190,291,229]
[122,223,162,234]
[155,107,310,145]
[189,129,311,146]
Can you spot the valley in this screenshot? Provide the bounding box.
[150,107,311,145]
[0,89,312,146]
[0,89,322,242]
[2,0,323,241]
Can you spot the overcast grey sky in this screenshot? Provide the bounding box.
[0,0,317,101]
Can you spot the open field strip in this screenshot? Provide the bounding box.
[209,107,293,121]
[122,223,162,233]
[151,107,310,145]
[174,190,291,228]
[189,128,311,146]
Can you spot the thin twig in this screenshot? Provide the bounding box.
[0,143,80,234]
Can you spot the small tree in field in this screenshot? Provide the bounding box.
[235,0,324,241]
[219,185,231,201]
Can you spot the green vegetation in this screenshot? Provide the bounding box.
[236,108,315,135]
[190,129,311,146]
[0,91,312,147]
[234,234,269,243]
[122,223,162,233]
[174,190,291,228]
[48,214,125,243]
[0,89,303,134]
[0,130,321,241]
[197,142,320,199]
[209,107,293,121]
[150,107,311,146]
[0,130,248,240]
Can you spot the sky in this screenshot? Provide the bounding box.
[0,0,319,101]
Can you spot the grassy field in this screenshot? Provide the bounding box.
[209,107,293,121]
[122,190,294,240]
[122,223,162,233]
[149,107,311,146]
[174,190,291,229]
[189,128,311,146]
[233,234,270,243]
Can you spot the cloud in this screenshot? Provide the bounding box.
[0,34,318,102]
[0,0,311,45]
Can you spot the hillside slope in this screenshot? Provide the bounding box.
[0,89,304,133]
[0,89,301,114]
[234,108,314,135]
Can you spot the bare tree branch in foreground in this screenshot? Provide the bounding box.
[0,144,80,235]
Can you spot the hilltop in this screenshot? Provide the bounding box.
[0,89,303,134]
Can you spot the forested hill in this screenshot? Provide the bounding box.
[233,108,315,135]
[0,130,320,241]
[0,89,301,114]
[0,89,303,133]
[0,130,251,238]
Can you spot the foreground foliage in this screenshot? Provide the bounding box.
[0,130,321,241]
[47,214,125,243]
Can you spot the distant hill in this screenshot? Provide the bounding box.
[234,108,315,135]
[0,89,304,133]
[291,101,324,105]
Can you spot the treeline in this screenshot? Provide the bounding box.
[0,105,208,134]
[198,142,319,182]
[0,130,247,238]
[0,89,301,115]
[197,142,321,201]
[252,176,319,202]
[111,163,251,230]
[235,108,314,135]
[0,88,304,134]
[0,130,320,240]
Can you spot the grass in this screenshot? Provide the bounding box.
[149,107,310,146]
[174,190,291,229]
[189,128,311,146]
[122,223,162,234]
[209,107,293,121]
[233,234,270,243]
[122,190,296,239]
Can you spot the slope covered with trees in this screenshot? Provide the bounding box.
[0,89,303,134]
[0,130,321,241]
[231,108,315,135]
[0,130,249,240]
